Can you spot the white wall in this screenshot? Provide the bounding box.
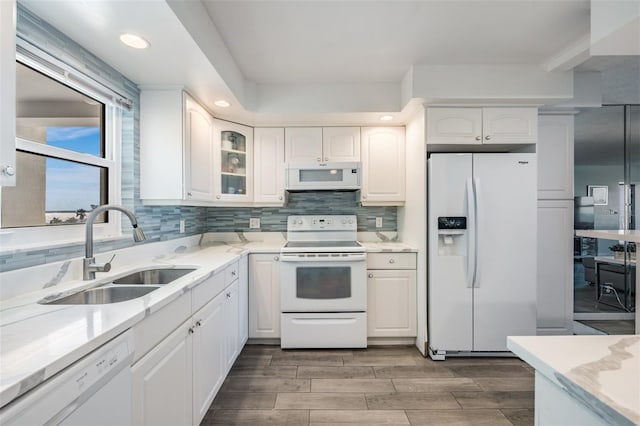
[408,64,574,104]
[398,104,427,355]
[590,0,640,55]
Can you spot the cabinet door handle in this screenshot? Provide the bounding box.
[232,270,236,276]
[368,273,373,278]
[475,136,481,141]
[279,196,283,200]
[274,256,279,261]
[485,135,491,141]
[226,292,231,299]
[216,195,221,199]
[389,259,395,264]
[188,326,195,334]
[2,165,16,176]
[187,192,192,197]
[196,320,202,327]
[316,157,321,162]
[324,157,329,161]
[362,195,367,199]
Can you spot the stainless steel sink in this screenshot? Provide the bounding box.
[43,285,159,305]
[111,268,196,285]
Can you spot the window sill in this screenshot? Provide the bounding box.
[0,232,130,256]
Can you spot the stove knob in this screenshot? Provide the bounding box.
[341,219,347,224]
[348,219,354,224]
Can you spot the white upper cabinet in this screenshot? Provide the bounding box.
[537,115,574,200]
[285,127,323,162]
[254,128,285,205]
[140,89,187,201]
[184,95,215,201]
[360,127,405,205]
[285,127,360,162]
[322,127,361,162]
[0,0,16,187]
[141,90,216,203]
[213,120,253,203]
[482,108,538,144]
[426,108,483,145]
[427,107,537,145]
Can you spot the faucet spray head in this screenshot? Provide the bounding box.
[132,224,146,242]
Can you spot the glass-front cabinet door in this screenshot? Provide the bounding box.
[213,119,253,203]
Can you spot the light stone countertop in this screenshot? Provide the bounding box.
[575,229,640,243]
[0,232,415,408]
[508,335,640,426]
[360,241,418,252]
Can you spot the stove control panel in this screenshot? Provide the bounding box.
[287,215,357,231]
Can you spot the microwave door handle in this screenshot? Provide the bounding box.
[279,254,367,263]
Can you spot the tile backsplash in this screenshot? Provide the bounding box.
[208,191,396,232]
[1,6,397,274]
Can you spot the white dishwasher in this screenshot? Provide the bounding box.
[1,329,134,426]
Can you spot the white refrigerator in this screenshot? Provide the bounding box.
[427,153,537,360]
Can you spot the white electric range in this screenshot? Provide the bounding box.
[280,215,367,348]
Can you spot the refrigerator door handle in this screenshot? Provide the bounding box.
[473,177,481,288]
[466,177,476,288]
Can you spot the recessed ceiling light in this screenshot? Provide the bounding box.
[214,100,231,108]
[119,33,149,49]
[380,115,394,121]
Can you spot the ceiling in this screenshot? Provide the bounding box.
[201,0,590,85]
[19,0,597,125]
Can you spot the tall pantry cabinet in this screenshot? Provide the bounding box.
[536,114,575,335]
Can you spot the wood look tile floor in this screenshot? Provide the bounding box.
[201,345,534,426]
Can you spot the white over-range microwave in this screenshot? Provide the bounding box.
[285,162,361,191]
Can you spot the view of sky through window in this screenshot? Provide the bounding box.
[45,126,102,213]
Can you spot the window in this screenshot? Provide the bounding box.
[0,50,124,246]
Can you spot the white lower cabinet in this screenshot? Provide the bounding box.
[131,260,247,426]
[132,320,193,426]
[238,256,249,347]
[249,254,281,338]
[192,290,226,424]
[537,200,574,335]
[366,253,417,337]
[224,280,240,372]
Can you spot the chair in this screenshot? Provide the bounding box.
[582,257,596,286]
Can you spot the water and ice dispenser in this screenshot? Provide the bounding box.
[437,216,467,256]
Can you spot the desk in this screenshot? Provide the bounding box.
[577,228,639,333]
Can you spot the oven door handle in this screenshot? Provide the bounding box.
[279,254,367,263]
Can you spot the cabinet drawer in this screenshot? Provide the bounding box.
[225,261,239,285]
[367,253,416,269]
[192,271,226,313]
[133,292,191,363]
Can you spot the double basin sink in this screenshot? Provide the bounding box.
[41,268,197,305]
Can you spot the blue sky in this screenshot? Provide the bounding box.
[45,127,102,212]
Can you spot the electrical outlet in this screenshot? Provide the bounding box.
[249,217,260,229]
[375,217,383,228]
[179,219,185,233]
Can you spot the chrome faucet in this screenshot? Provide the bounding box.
[84,204,146,280]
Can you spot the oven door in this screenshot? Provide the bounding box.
[280,253,367,312]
